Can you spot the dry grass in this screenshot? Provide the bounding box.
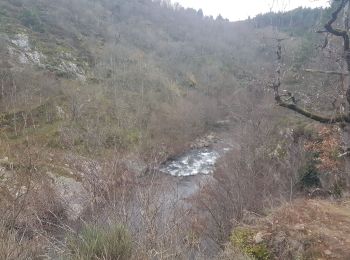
[229,199,350,260]
[66,224,132,260]
[0,222,47,260]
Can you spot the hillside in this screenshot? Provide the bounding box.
[0,0,268,155]
[0,0,331,156]
[224,199,350,259]
[1,0,348,259]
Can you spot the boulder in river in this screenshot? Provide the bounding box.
[191,133,218,149]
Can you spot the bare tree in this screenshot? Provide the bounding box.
[273,1,350,123]
[271,0,350,179]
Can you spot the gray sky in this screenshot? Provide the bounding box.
[174,0,330,21]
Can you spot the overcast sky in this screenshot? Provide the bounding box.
[174,0,330,21]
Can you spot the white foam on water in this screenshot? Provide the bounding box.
[160,148,220,177]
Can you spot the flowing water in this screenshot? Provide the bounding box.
[160,135,234,177]
[120,132,236,259]
[155,138,235,258]
[160,148,220,177]
[158,136,235,201]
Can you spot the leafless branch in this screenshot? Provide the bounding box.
[273,0,350,123]
[304,69,348,76]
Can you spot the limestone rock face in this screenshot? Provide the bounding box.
[3,32,86,80]
[48,172,88,221]
[9,34,45,66]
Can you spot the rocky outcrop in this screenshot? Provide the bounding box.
[191,133,218,149]
[123,155,148,177]
[9,34,45,65]
[4,32,86,80]
[47,171,88,221]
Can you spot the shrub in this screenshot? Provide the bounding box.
[20,8,44,32]
[331,180,345,198]
[68,224,132,260]
[231,228,271,260]
[297,153,321,190]
[10,0,23,7]
[0,9,7,21]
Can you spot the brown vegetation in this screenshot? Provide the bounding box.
[1,0,348,259]
[226,199,350,259]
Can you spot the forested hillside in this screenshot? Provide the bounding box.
[0,0,274,155]
[1,0,348,259]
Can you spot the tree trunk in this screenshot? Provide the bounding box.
[341,125,350,186]
[343,1,350,185]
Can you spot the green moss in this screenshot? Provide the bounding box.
[231,228,271,260]
[125,128,141,145]
[104,128,141,149]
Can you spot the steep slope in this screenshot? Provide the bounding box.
[0,0,328,157]
[1,1,344,259]
[227,199,350,259]
[0,0,276,159]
